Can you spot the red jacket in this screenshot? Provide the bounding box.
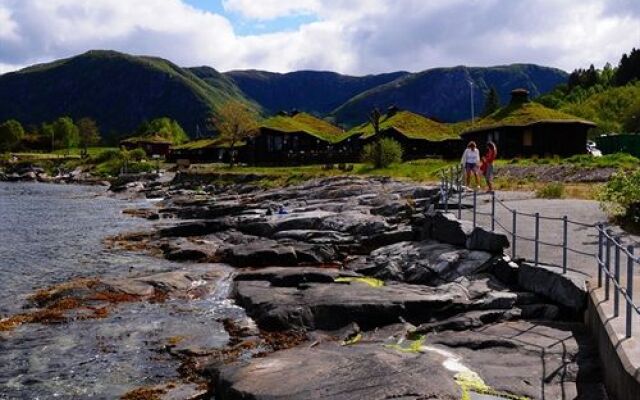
[480,149,496,172]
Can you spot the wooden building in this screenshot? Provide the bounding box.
[247,112,357,165]
[120,135,172,157]
[349,109,464,159]
[460,89,596,158]
[168,138,241,163]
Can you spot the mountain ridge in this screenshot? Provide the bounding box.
[0,50,568,140]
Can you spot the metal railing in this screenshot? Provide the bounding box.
[439,165,640,338]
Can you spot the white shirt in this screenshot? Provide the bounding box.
[461,148,480,165]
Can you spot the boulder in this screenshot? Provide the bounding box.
[421,212,509,253]
[220,239,338,267]
[517,262,588,311]
[234,267,357,287]
[159,219,230,237]
[466,227,509,252]
[347,240,492,285]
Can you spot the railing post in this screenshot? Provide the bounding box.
[444,186,448,213]
[472,190,477,228]
[562,216,568,274]
[627,245,635,338]
[614,236,621,317]
[605,230,611,301]
[534,212,540,266]
[456,166,462,219]
[512,210,517,259]
[491,191,496,232]
[598,224,603,287]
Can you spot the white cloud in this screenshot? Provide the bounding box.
[0,0,638,75]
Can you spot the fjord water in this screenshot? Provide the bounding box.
[0,183,239,399]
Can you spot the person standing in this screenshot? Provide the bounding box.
[481,141,497,192]
[460,141,480,187]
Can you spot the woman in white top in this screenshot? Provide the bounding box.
[461,141,480,187]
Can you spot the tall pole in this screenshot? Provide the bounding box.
[469,80,475,125]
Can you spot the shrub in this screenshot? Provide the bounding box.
[599,169,640,227]
[128,148,146,161]
[92,148,122,164]
[536,182,565,199]
[361,138,403,168]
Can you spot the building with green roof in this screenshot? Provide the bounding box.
[348,108,463,159]
[461,89,596,157]
[168,137,243,163]
[253,111,358,164]
[120,134,172,157]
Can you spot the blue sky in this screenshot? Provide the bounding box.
[183,0,317,35]
[0,0,638,75]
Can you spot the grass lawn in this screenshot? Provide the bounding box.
[190,158,455,186]
[189,154,630,199]
[11,147,118,161]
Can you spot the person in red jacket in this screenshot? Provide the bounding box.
[480,141,497,192]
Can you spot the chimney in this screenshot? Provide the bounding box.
[510,88,530,105]
[386,105,399,117]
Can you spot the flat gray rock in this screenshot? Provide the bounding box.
[215,340,461,400]
[232,275,516,331]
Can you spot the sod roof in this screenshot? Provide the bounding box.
[462,101,596,134]
[349,110,459,141]
[171,137,245,150]
[120,135,173,144]
[260,112,352,143]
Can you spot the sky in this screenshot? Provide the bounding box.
[0,0,638,75]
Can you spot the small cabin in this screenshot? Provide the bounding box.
[120,135,172,157]
[249,112,357,165]
[350,109,464,159]
[168,138,241,163]
[460,89,596,158]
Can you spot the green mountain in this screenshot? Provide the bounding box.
[0,50,256,140]
[331,64,568,126]
[225,70,408,116]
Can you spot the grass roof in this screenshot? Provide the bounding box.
[462,101,596,134]
[171,137,246,150]
[120,135,172,144]
[260,112,352,143]
[349,110,459,141]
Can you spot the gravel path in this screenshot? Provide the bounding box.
[457,190,640,279]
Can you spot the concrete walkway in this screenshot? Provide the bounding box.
[457,190,640,280]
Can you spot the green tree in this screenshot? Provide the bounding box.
[0,119,25,151]
[482,87,500,116]
[361,138,403,168]
[50,117,80,150]
[368,108,382,137]
[77,117,101,155]
[623,99,640,133]
[138,117,188,144]
[211,101,260,168]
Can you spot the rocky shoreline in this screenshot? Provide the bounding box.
[3,173,609,399]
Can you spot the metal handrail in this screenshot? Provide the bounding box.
[439,165,638,338]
